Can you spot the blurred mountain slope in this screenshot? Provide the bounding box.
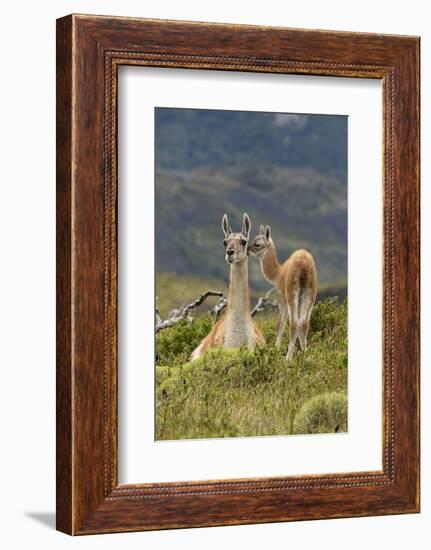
[156,165,347,291]
[155,108,347,180]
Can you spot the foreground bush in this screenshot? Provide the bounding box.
[155,298,347,440]
[292,391,347,434]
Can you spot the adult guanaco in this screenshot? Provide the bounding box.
[248,225,317,360]
[190,214,265,360]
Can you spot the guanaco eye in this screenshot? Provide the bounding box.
[241,239,247,246]
[223,240,227,247]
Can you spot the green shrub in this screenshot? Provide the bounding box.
[310,297,347,339]
[156,316,213,366]
[155,298,348,440]
[292,391,348,435]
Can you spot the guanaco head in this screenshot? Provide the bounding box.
[222,213,251,265]
[247,225,271,259]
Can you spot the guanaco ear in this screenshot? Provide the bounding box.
[264,225,271,241]
[260,225,265,235]
[242,213,251,239]
[222,214,232,238]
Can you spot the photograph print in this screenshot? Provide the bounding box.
[155,107,347,441]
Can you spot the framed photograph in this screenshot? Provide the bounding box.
[56,14,420,535]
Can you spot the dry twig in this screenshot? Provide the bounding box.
[251,288,280,317]
[156,288,280,333]
[156,290,223,332]
[211,296,228,321]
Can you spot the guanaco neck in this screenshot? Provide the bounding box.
[261,239,281,284]
[227,260,251,321]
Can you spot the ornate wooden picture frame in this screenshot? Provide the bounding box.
[56,14,420,535]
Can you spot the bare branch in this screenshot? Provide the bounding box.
[167,307,182,320]
[181,290,223,317]
[155,308,162,325]
[251,288,280,317]
[211,296,228,321]
[156,290,223,333]
[156,287,279,333]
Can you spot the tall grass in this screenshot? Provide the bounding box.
[155,298,347,440]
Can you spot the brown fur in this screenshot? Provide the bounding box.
[191,314,265,360]
[191,214,265,361]
[248,227,317,360]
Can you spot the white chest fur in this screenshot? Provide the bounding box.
[224,315,254,349]
[223,262,254,349]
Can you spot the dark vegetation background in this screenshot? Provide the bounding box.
[155,108,347,316]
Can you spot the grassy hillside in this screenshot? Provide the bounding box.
[155,298,348,440]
